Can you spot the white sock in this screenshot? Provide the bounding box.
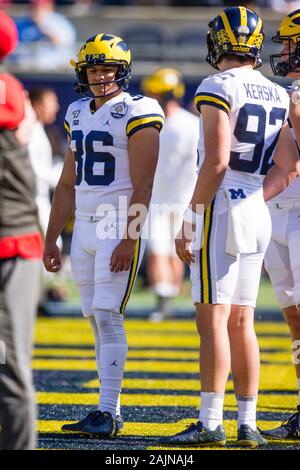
[93,310,127,419]
[89,315,123,417]
[297,379,300,407]
[237,395,257,431]
[153,282,177,298]
[199,392,224,431]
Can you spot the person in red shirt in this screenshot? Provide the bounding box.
[0,10,42,450]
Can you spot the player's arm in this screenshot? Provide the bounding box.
[190,105,230,210]
[263,122,299,202]
[176,105,231,265]
[110,127,159,273]
[288,93,300,149]
[43,146,76,272]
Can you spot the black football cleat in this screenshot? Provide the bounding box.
[61,410,124,436]
[61,411,96,432]
[79,410,116,438]
[237,425,268,448]
[159,421,226,447]
[260,406,300,440]
[115,414,124,434]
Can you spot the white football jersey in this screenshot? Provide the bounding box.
[151,107,199,205]
[195,67,290,191]
[64,92,164,216]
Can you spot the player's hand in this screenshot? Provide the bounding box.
[43,242,62,272]
[110,239,137,273]
[175,221,195,265]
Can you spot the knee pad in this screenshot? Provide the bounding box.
[94,310,127,347]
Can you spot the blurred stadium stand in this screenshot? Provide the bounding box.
[2,4,294,127]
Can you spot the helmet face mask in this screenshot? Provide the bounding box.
[71,34,131,98]
[206,7,264,70]
[270,10,300,76]
[270,38,300,77]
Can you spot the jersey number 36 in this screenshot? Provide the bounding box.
[71,130,115,186]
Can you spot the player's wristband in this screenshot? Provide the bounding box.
[183,208,204,226]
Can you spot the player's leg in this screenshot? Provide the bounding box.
[196,302,231,424]
[61,219,97,433]
[92,309,127,435]
[229,199,271,447]
[147,208,183,321]
[228,305,260,434]
[289,213,300,314]
[80,236,145,437]
[147,253,175,320]
[160,195,234,446]
[160,306,230,446]
[262,209,300,439]
[229,250,264,425]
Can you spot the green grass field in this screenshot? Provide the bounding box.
[59,274,279,312]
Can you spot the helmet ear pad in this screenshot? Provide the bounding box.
[116,63,131,90]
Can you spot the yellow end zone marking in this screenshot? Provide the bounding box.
[35,318,289,334]
[259,363,295,389]
[34,349,95,358]
[36,392,199,407]
[34,335,200,349]
[122,373,298,392]
[84,378,201,390]
[38,418,193,436]
[33,349,292,364]
[36,392,298,410]
[38,418,296,449]
[32,359,200,373]
[33,349,200,360]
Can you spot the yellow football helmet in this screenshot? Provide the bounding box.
[70,33,131,97]
[270,9,300,76]
[141,68,185,100]
[206,6,264,70]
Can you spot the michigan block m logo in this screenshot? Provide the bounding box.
[228,188,246,200]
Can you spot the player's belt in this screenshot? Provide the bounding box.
[76,214,111,222]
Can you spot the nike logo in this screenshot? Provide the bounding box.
[110,360,118,367]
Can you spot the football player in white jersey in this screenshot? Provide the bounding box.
[160,7,299,448]
[43,34,164,438]
[141,68,199,322]
[261,10,300,441]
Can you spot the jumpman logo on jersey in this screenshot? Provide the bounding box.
[104,119,111,127]
[110,360,118,367]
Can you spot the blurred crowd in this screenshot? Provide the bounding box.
[0,0,298,72]
[0,0,299,13]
